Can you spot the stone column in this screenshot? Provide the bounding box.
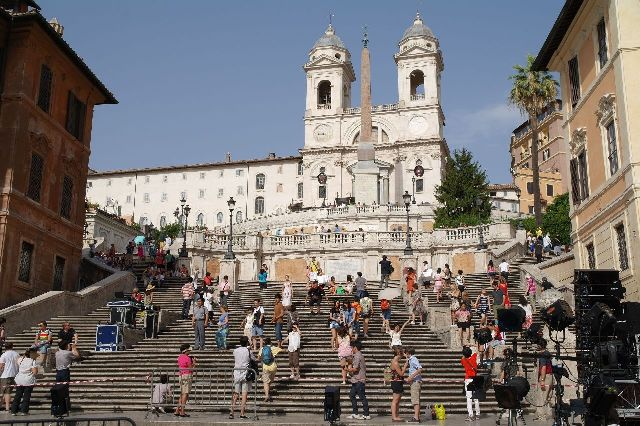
[219,259,240,292]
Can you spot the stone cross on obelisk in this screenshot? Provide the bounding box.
[353,27,380,205]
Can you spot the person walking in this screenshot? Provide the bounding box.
[405,267,417,299]
[10,348,38,415]
[354,272,367,299]
[181,278,195,320]
[534,237,544,264]
[347,341,370,420]
[192,298,208,350]
[389,345,406,422]
[272,295,284,348]
[474,289,491,328]
[216,306,230,350]
[282,276,293,312]
[379,255,393,288]
[218,275,231,307]
[461,346,480,421]
[526,274,538,312]
[0,342,19,412]
[230,336,255,419]
[420,261,433,289]
[336,327,352,385]
[405,347,423,423]
[283,322,301,380]
[258,268,268,290]
[259,338,282,402]
[359,292,373,338]
[499,258,510,282]
[176,344,195,417]
[433,268,444,303]
[252,299,265,351]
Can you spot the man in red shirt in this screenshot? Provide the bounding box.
[461,346,480,421]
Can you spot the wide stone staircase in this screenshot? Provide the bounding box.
[7,256,543,417]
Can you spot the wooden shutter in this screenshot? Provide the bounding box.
[570,158,580,205]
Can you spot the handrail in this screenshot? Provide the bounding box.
[0,417,137,425]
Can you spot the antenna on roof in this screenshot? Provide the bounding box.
[329,12,334,25]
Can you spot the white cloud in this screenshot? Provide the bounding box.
[446,103,523,149]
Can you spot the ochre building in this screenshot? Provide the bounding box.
[0,0,116,307]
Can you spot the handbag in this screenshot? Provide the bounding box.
[245,348,258,382]
[434,404,446,420]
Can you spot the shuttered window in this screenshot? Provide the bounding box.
[37,64,53,113]
[586,243,596,269]
[65,91,86,141]
[597,18,608,68]
[18,241,34,283]
[578,151,589,199]
[606,122,619,175]
[60,175,74,219]
[615,224,629,271]
[26,153,44,202]
[570,158,580,205]
[568,56,581,108]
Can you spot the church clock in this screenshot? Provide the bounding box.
[313,124,332,143]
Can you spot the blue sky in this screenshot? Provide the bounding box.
[39,1,562,183]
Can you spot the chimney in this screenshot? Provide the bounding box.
[267,152,276,159]
[49,17,64,36]
[225,152,231,162]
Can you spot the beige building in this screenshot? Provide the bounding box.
[510,100,567,214]
[533,0,640,297]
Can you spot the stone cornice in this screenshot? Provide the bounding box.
[300,138,445,156]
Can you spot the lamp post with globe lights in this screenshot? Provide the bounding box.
[224,197,236,260]
[403,190,413,255]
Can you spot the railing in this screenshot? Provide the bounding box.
[316,104,331,110]
[343,103,399,115]
[410,93,426,101]
[147,367,258,420]
[0,417,137,425]
[443,225,489,242]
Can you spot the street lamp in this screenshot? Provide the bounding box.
[175,196,190,257]
[224,197,236,260]
[515,187,523,229]
[476,197,487,249]
[403,190,413,255]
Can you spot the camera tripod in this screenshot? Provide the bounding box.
[551,331,571,426]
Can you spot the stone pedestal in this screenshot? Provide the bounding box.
[219,258,240,291]
[399,254,417,273]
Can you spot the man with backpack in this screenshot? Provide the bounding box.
[259,337,282,402]
[359,292,374,338]
[379,255,394,288]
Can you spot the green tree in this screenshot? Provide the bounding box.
[151,222,182,242]
[542,193,571,245]
[434,148,491,228]
[509,54,559,227]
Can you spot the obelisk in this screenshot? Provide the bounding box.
[353,28,379,204]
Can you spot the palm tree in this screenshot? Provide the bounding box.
[509,54,559,226]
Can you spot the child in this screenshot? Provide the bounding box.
[379,299,391,332]
[151,374,173,414]
[283,322,301,380]
[474,289,491,327]
[241,307,254,340]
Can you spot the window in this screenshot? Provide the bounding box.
[18,241,34,283]
[542,148,551,161]
[297,161,304,176]
[52,256,65,291]
[237,186,244,195]
[606,121,619,175]
[490,191,497,197]
[409,69,425,99]
[236,211,243,223]
[218,170,224,177]
[277,165,283,174]
[415,179,424,193]
[180,191,187,200]
[276,183,283,193]
[37,64,53,113]
[182,173,187,180]
[317,80,331,107]
[127,178,132,185]
[159,216,167,227]
[526,181,534,195]
[568,56,581,108]
[144,193,150,203]
[107,179,111,186]
[236,169,243,177]
[256,173,265,190]
[615,224,629,271]
[60,175,73,219]
[578,151,589,200]
[144,176,150,183]
[26,153,44,202]
[87,182,92,188]
[546,184,554,197]
[139,216,148,227]
[528,206,534,214]
[196,213,204,227]
[126,195,132,204]
[255,197,265,214]
[162,175,168,183]
[318,185,327,199]
[597,18,608,69]
[586,243,596,269]
[65,91,86,141]
[217,188,224,198]
[297,182,304,199]
[199,189,205,199]
[216,212,223,223]
[161,193,167,202]
[200,172,205,180]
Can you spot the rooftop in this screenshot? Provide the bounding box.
[532,0,584,71]
[312,24,346,50]
[400,12,436,43]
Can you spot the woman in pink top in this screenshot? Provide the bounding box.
[176,344,196,417]
[525,274,537,312]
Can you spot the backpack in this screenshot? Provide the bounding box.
[380,299,390,311]
[360,298,372,314]
[246,348,258,382]
[262,345,274,365]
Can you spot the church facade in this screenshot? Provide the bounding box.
[87,14,449,229]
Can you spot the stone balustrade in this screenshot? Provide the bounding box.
[344,103,399,115]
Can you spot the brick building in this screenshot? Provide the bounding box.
[0,0,116,307]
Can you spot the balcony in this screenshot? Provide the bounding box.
[317,104,332,110]
[410,93,425,101]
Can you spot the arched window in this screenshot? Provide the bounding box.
[255,196,265,215]
[297,182,304,199]
[216,212,223,223]
[297,161,304,176]
[236,210,243,223]
[159,216,167,228]
[256,173,265,190]
[317,80,331,108]
[410,70,425,100]
[353,126,389,144]
[196,213,204,227]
